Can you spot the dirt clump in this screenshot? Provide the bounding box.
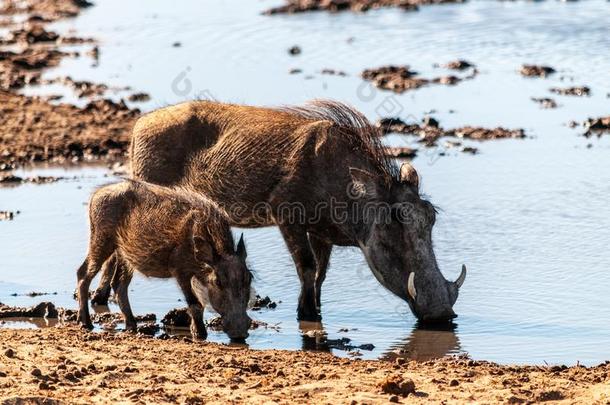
[161,308,191,328]
[441,59,474,70]
[0,210,16,220]
[320,68,347,76]
[583,115,610,137]
[378,374,416,396]
[250,295,278,310]
[362,64,477,93]
[550,86,591,97]
[531,97,558,109]
[127,92,151,102]
[520,64,556,78]
[288,45,301,55]
[377,116,525,148]
[263,0,465,15]
[384,146,417,158]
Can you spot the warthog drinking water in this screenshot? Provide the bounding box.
[93,100,466,322]
[77,180,252,340]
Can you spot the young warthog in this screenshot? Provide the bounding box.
[76,180,252,340]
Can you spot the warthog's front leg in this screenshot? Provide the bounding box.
[91,253,116,306]
[175,274,207,340]
[279,225,321,322]
[308,234,332,311]
[111,258,137,332]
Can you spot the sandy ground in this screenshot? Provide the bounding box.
[0,327,609,404]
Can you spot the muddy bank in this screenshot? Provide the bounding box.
[362,63,477,93]
[0,328,608,404]
[263,0,465,15]
[0,92,138,167]
[377,116,525,147]
[0,0,142,168]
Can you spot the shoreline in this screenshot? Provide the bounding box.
[1,327,609,404]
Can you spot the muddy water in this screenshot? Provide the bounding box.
[3,0,610,365]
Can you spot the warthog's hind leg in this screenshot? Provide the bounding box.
[111,258,137,332]
[90,253,116,306]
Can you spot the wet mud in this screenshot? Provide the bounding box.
[549,86,591,97]
[361,63,477,93]
[263,0,465,15]
[377,117,525,148]
[531,97,558,109]
[520,64,556,78]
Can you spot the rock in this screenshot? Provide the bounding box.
[288,46,301,56]
[378,375,416,397]
[4,348,15,358]
[30,368,43,377]
[536,390,564,401]
[161,308,191,328]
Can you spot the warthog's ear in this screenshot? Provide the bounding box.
[236,233,247,261]
[349,167,382,200]
[399,162,419,190]
[192,236,216,264]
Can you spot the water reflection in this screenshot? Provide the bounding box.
[381,322,461,362]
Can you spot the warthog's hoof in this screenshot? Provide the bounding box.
[90,291,110,306]
[79,321,94,330]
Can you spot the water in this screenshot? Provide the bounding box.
[3,0,610,365]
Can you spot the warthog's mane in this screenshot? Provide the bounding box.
[278,99,399,185]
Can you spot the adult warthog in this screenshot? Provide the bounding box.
[93,100,466,322]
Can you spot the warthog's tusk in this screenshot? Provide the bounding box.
[455,265,467,289]
[407,272,417,299]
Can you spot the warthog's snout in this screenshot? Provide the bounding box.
[420,309,457,323]
[224,315,252,340]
